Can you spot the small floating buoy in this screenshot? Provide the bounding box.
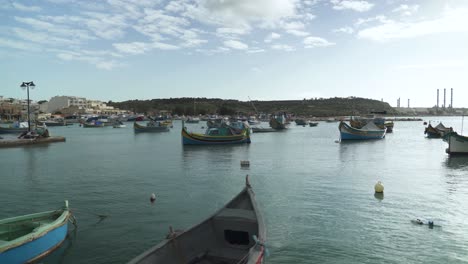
[150,193,156,203]
[240,160,250,167]
[334,140,340,143]
[374,181,384,193]
[423,121,427,125]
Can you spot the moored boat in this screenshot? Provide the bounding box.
[269,114,287,130]
[339,121,386,140]
[445,132,468,155]
[424,124,442,138]
[182,121,250,145]
[0,201,73,264]
[127,176,265,264]
[309,122,318,127]
[295,119,307,126]
[113,121,127,128]
[82,121,105,128]
[0,122,29,134]
[134,121,169,133]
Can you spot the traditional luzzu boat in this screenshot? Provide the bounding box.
[350,117,394,133]
[128,176,266,264]
[82,121,105,128]
[309,122,318,127]
[424,124,442,138]
[0,201,74,264]
[425,123,453,138]
[295,119,307,126]
[134,121,170,133]
[339,121,386,140]
[269,114,287,130]
[182,121,250,145]
[444,132,468,155]
[0,122,29,134]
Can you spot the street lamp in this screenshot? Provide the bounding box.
[20,81,36,132]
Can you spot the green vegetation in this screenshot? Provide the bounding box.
[108,97,396,117]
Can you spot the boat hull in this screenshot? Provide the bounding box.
[339,122,386,140]
[446,132,468,155]
[134,122,169,133]
[0,222,68,264]
[182,127,250,145]
[0,127,28,134]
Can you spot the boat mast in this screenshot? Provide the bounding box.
[248,96,259,115]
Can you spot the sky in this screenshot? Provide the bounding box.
[1,0,468,107]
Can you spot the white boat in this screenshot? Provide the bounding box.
[445,132,468,155]
[113,121,126,128]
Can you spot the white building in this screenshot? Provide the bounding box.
[47,96,87,113]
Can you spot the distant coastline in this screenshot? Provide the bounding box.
[108,97,466,117]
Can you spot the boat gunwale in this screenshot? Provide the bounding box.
[0,208,70,253]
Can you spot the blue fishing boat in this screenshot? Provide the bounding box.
[339,121,386,140]
[182,121,250,145]
[0,201,73,264]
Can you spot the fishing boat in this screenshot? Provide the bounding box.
[134,121,169,133]
[339,121,386,140]
[0,122,29,134]
[350,117,394,133]
[128,176,266,264]
[82,121,105,128]
[445,132,468,155]
[112,121,127,128]
[182,121,250,145]
[186,117,200,124]
[424,124,442,138]
[269,114,287,130]
[0,201,73,264]
[37,119,67,127]
[425,122,453,138]
[295,119,307,126]
[251,127,277,133]
[309,122,318,127]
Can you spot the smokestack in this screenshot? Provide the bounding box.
[444,88,446,108]
[451,88,453,108]
[408,99,410,108]
[437,89,439,108]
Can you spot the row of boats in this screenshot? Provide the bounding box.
[0,177,265,264]
[424,122,468,155]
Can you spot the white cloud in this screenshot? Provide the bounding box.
[355,15,389,27]
[303,36,335,47]
[223,39,248,50]
[0,37,40,51]
[271,44,295,51]
[56,50,121,70]
[264,32,281,43]
[113,42,152,54]
[358,7,468,42]
[184,0,297,28]
[247,48,266,53]
[331,0,374,12]
[12,2,42,12]
[333,26,354,34]
[286,29,309,36]
[392,4,419,16]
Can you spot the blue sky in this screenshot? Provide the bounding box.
[1,0,468,107]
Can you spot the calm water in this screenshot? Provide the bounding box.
[1,117,468,264]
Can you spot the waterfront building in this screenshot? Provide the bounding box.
[47,96,87,113]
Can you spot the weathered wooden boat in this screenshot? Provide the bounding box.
[309,122,318,127]
[434,123,453,137]
[182,122,250,145]
[350,117,394,133]
[339,121,386,140]
[424,124,442,138]
[113,121,127,128]
[0,201,73,264]
[445,132,468,155]
[134,121,170,133]
[269,115,287,130]
[128,176,266,264]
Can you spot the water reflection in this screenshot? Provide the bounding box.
[41,227,77,263]
[374,192,384,201]
[444,156,468,170]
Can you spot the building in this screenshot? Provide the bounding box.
[47,96,87,113]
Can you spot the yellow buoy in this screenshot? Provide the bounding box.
[374,181,384,193]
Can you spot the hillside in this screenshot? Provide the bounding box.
[108,97,396,117]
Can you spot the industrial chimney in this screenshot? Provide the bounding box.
[443,88,446,108]
[451,88,453,108]
[408,99,410,108]
[437,89,439,108]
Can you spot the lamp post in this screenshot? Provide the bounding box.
[20,81,35,132]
